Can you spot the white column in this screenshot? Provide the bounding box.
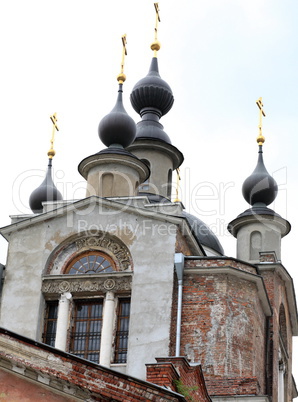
[278,360,285,402]
[99,291,115,367]
[55,292,72,351]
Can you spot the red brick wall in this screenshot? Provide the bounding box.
[175,229,194,256]
[260,268,294,402]
[0,330,184,402]
[170,258,267,397]
[0,369,77,402]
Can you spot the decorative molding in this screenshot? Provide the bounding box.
[42,275,132,296]
[45,232,133,275]
[75,235,131,271]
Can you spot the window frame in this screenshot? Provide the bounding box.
[42,300,59,347]
[113,297,131,364]
[69,298,104,363]
[65,251,117,275]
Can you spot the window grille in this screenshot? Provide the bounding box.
[66,252,115,275]
[43,301,58,347]
[114,298,130,363]
[70,300,103,363]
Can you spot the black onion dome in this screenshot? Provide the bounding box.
[29,160,63,213]
[98,84,136,148]
[183,211,224,255]
[242,145,278,206]
[130,57,174,117]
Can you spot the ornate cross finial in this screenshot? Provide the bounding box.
[154,3,160,40]
[174,168,181,202]
[151,3,161,56]
[48,113,59,159]
[256,97,266,146]
[117,34,127,84]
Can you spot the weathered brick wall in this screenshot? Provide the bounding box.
[0,368,78,402]
[170,258,267,397]
[260,268,294,402]
[204,376,261,396]
[175,229,193,256]
[184,257,258,275]
[0,330,185,402]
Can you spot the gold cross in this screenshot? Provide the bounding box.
[256,97,266,145]
[117,34,127,84]
[174,168,181,203]
[154,3,161,41]
[48,113,59,159]
[151,3,161,56]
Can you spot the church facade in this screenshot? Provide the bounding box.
[0,8,297,402]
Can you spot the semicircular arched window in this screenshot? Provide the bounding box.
[66,252,116,275]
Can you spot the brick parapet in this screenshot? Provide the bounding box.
[147,357,212,401]
[0,328,185,401]
[184,257,258,275]
[146,362,179,391]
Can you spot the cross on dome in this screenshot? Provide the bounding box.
[256,97,266,146]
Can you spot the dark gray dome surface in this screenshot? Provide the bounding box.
[242,145,278,206]
[236,205,281,219]
[130,57,174,117]
[96,146,139,159]
[142,194,224,254]
[135,119,172,144]
[183,211,224,255]
[29,160,62,213]
[98,85,136,148]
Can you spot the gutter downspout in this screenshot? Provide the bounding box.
[174,253,185,357]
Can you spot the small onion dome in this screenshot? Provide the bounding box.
[130,57,174,118]
[29,159,63,213]
[242,145,278,206]
[98,84,136,148]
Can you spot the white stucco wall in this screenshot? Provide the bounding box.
[0,199,178,380]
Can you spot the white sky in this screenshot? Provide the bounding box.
[0,0,297,380]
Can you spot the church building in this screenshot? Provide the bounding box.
[0,4,297,401]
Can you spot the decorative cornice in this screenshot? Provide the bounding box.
[42,274,132,296]
[78,153,150,182]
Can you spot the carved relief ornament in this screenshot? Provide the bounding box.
[42,276,132,296]
[75,236,131,271]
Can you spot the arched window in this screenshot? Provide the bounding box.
[250,231,262,260]
[279,304,288,352]
[101,173,114,195]
[167,169,172,198]
[42,235,132,366]
[278,304,288,402]
[65,251,116,275]
[139,159,150,192]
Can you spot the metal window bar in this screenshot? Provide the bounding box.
[114,299,130,364]
[70,300,103,363]
[43,301,58,347]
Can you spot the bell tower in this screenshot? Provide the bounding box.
[127,3,183,201]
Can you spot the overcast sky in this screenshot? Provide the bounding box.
[0,0,297,378]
